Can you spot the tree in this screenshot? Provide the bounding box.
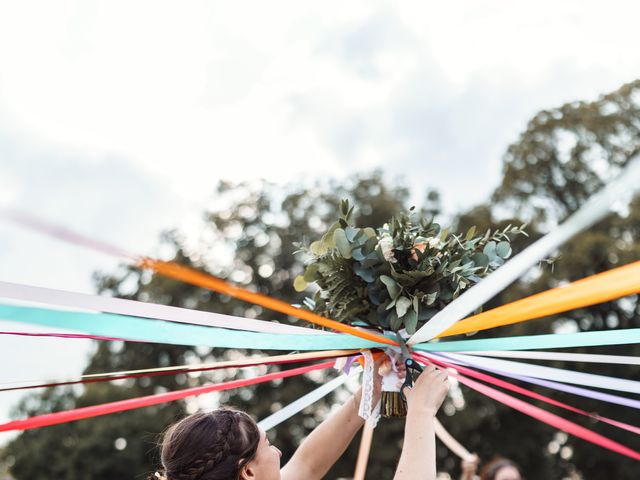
[1,172,427,479]
[443,80,640,479]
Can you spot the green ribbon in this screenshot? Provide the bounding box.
[1,303,638,352]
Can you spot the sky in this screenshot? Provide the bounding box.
[1,0,639,442]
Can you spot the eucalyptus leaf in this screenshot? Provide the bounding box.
[403,310,418,335]
[380,275,400,299]
[333,228,352,259]
[303,263,319,282]
[389,311,402,331]
[496,241,512,258]
[395,296,411,317]
[293,275,308,292]
[465,225,476,241]
[425,291,438,305]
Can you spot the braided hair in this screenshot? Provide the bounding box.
[156,408,260,480]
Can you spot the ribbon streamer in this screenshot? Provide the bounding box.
[0,361,334,433]
[438,261,640,338]
[414,356,640,461]
[454,372,640,461]
[258,369,359,431]
[408,154,640,345]
[0,303,382,351]
[420,354,640,436]
[433,355,640,410]
[460,350,640,365]
[0,350,356,392]
[1,210,395,346]
[0,281,324,335]
[413,328,640,352]
[442,353,640,394]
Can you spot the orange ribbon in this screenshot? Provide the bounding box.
[438,260,640,338]
[139,258,397,346]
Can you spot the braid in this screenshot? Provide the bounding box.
[161,408,259,480]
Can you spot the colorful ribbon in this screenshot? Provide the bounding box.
[0,280,325,335]
[443,353,640,394]
[0,350,356,392]
[0,361,334,432]
[460,350,640,365]
[414,356,640,461]
[420,354,640,436]
[408,154,640,344]
[0,304,382,351]
[438,261,640,338]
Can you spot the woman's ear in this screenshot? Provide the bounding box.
[239,462,257,480]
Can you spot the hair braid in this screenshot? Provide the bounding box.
[160,408,259,480]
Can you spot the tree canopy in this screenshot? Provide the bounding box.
[2,81,639,479]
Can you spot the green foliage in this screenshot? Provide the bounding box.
[296,202,526,334]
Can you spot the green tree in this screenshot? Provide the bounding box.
[442,80,640,480]
[1,172,427,479]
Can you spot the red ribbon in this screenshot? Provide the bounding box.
[0,361,333,432]
[414,354,640,461]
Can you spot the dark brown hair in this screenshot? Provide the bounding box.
[480,458,522,480]
[157,408,260,480]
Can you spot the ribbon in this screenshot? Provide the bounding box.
[460,350,640,365]
[438,261,640,338]
[431,355,640,410]
[413,328,640,352]
[0,361,334,433]
[408,154,640,345]
[258,368,360,431]
[139,259,396,346]
[442,353,640,394]
[1,211,396,346]
[0,303,383,351]
[0,350,356,392]
[420,354,640,436]
[414,356,640,461]
[0,280,324,335]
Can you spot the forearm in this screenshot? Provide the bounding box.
[284,394,364,479]
[394,410,437,480]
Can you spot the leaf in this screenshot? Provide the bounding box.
[363,227,377,238]
[403,310,418,335]
[425,291,438,305]
[354,265,375,282]
[302,263,319,282]
[389,311,402,331]
[395,296,411,318]
[496,241,512,259]
[465,225,477,241]
[380,275,400,299]
[293,275,308,292]
[352,247,366,261]
[471,252,489,268]
[345,226,359,242]
[483,241,497,259]
[333,228,352,259]
[309,240,328,256]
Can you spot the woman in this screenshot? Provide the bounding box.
[153,363,449,480]
[460,456,522,480]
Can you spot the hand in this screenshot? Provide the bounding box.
[402,364,449,417]
[460,454,479,480]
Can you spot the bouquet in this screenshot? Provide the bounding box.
[294,200,527,417]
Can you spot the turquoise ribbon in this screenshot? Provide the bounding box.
[0,304,382,351]
[1,303,638,351]
[413,329,640,352]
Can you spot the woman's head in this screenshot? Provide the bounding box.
[480,458,522,480]
[158,407,281,480]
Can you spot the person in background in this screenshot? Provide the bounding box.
[460,456,522,480]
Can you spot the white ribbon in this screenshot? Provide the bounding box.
[357,350,381,426]
[408,154,640,345]
[258,369,359,431]
[461,350,640,365]
[444,352,640,394]
[0,281,328,335]
[434,418,474,460]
